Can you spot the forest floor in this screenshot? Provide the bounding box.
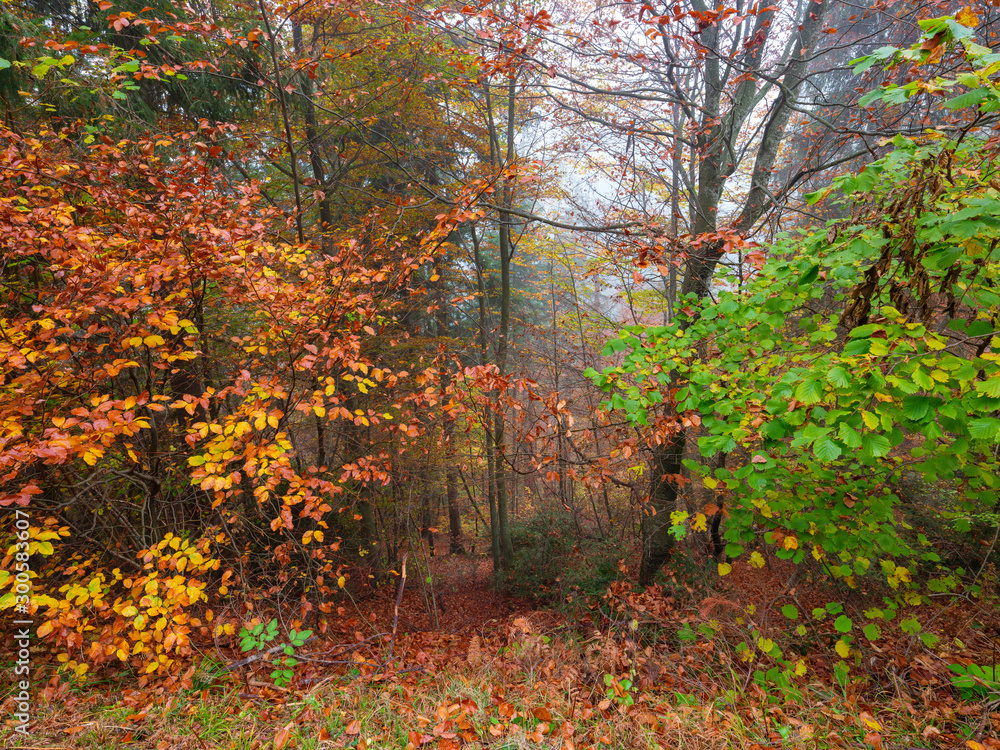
[3,543,1000,750]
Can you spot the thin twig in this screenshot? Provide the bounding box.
[388,553,408,663]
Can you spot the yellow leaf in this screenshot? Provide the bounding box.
[835,640,850,658]
[128,336,143,347]
[956,6,978,27]
[313,405,326,418]
[314,530,324,543]
[143,334,165,347]
[267,415,279,429]
[861,411,879,429]
[718,562,732,576]
[783,535,798,551]
[749,552,765,569]
[703,476,718,490]
[693,513,707,532]
[338,576,346,588]
[794,659,807,676]
[860,712,882,731]
[967,742,986,750]
[302,530,313,544]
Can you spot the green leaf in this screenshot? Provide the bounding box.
[912,368,935,390]
[781,605,799,620]
[794,378,825,405]
[0,58,10,70]
[942,87,990,110]
[843,338,871,356]
[969,418,1000,440]
[863,624,881,641]
[805,188,831,205]
[603,338,627,355]
[826,366,850,388]
[798,265,820,284]
[814,436,842,461]
[859,88,886,107]
[974,376,1000,398]
[838,423,863,448]
[834,615,853,633]
[862,434,891,458]
[901,395,933,421]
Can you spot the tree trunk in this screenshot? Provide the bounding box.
[639,427,684,586]
[432,253,464,554]
[292,21,333,253]
[638,0,831,585]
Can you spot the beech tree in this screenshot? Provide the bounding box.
[590,16,1000,683]
[537,0,994,583]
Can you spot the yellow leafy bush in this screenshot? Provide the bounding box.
[31,532,222,683]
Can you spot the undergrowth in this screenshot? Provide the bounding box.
[5,564,999,750]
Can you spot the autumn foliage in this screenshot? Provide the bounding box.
[1,9,999,744]
[0,116,468,678]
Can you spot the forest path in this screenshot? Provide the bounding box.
[360,545,531,637]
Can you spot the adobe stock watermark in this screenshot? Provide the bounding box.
[9,508,33,736]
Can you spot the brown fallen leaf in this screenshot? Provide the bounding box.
[921,725,941,741]
[273,720,294,749]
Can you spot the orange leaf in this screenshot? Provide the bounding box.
[346,720,361,735]
[273,720,294,749]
